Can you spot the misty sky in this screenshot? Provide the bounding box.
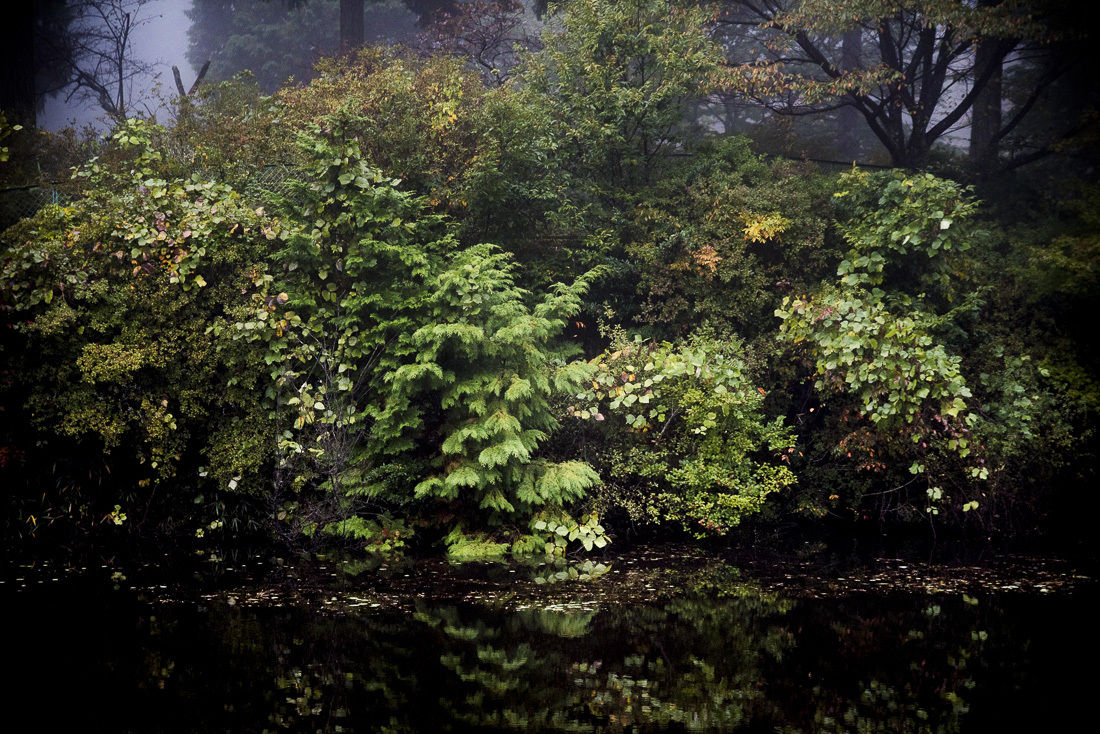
[34,0,976,149]
[41,0,195,132]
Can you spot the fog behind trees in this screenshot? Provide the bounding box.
[38,0,193,132]
[35,0,455,132]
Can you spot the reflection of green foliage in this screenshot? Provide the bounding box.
[531,557,609,585]
[520,608,596,638]
[771,593,994,734]
[21,554,1043,733]
[794,678,969,734]
[684,563,793,612]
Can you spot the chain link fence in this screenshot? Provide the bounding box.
[0,185,78,232]
[238,163,306,207]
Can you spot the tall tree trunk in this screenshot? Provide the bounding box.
[837,26,862,162]
[970,0,1003,167]
[340,0,365,51]
[0,5,37,127]
[970,43,1003,164]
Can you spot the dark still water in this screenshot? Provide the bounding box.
[5,548,1094,732]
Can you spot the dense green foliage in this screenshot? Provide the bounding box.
[1,119,278,538]
[514,0,724,197]
[2,0,1096,554]
[571,335,796,537]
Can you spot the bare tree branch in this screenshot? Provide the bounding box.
[43,0,159,121]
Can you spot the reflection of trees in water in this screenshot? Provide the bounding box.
[100,571,1015,732]
[768,598,982,734]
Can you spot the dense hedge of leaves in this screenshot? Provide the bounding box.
[2,0,1095,553]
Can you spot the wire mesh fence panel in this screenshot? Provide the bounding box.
[0,186,78,232]
[242,164,307,208]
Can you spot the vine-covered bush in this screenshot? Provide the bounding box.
[571,334,795,537]
[774,169,1080,528]
[1,120,279,540]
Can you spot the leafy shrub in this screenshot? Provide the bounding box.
[571,333,795,537]
[1,120,279,539]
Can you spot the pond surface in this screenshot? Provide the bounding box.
[5,545,1095,732]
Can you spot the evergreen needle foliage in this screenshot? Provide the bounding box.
[388,244,601,525]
